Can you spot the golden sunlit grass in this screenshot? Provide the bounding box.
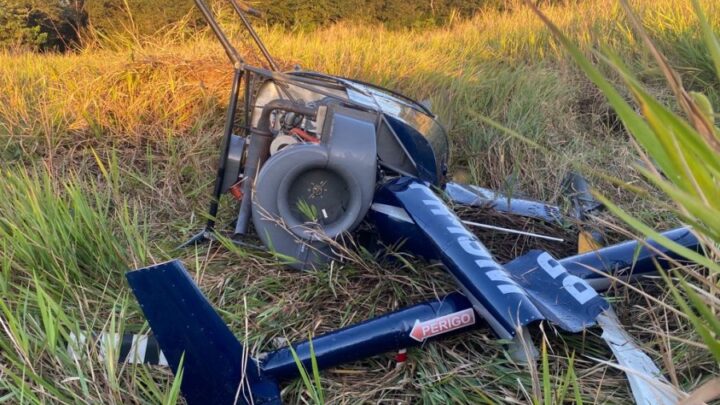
[0,0,718,403]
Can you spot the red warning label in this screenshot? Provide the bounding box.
[409,308,476,342]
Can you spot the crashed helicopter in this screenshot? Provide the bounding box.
[96,1,704,404]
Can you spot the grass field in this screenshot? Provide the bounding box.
[1,0,718,403]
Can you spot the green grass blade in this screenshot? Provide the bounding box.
[163,354,185,405]
[677,278,720,336]
[525,2,672,167]
[541,340,551,405]
[691,0,720,80]
[659,271,720,364]
[288,340,321,404]
[601,50,720,182]
[308,336,324,404]
[593,193,720,274]
[636,167,720,241]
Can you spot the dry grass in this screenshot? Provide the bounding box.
[0,0,718,403]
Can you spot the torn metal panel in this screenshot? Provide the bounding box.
[597,309,682,405]
[560,227,700,290]
[370,199,700,292]
[124,254,693,405]
[505,250,609,332]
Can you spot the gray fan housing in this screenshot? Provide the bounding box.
[252,105,377,269]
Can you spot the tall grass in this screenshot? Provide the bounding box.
[0,165,179,403]
[531,0,720,401]
[1,0,719,403]
[1,0,717,196]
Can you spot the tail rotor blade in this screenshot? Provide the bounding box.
[126,260,280,405]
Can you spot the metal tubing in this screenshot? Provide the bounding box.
[243,71,253,131]
[229,0,262,17]
[444,182,562,223]
[205,69,244,231]
[558,226,700,289]
[377,181,700,287]
[462,219,565,242]
[192,0,243,67]
[261,293,476,381]
[259,228,701,382]
[228,0,279,71]
[234,100,318,234]
[233,134,271,235]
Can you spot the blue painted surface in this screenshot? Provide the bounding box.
[505,250,609,332]
[375,177,544,338]
[126,261,281,405]
[384,115,444,185]
[371,178,700,286]
[261,292,475,380]
[558,227,699,280]
[126,182,701,403]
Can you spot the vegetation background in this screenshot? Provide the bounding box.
[1,0,509,50]
[0,0,718,403]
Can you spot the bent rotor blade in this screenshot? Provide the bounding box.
[597,309,682,405]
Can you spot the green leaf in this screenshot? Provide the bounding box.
[691,0,720,80]
[679,278,720,337]
[289,336,323,404]
[164,354,185,405]
[308,337,324,404]
[542,339,551,405]
[637,166,720,242]
[569,357,583,405]
[601,50,720,182]
[526,3,673,168]
[660,271,720,364]
[593,193,720,275]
